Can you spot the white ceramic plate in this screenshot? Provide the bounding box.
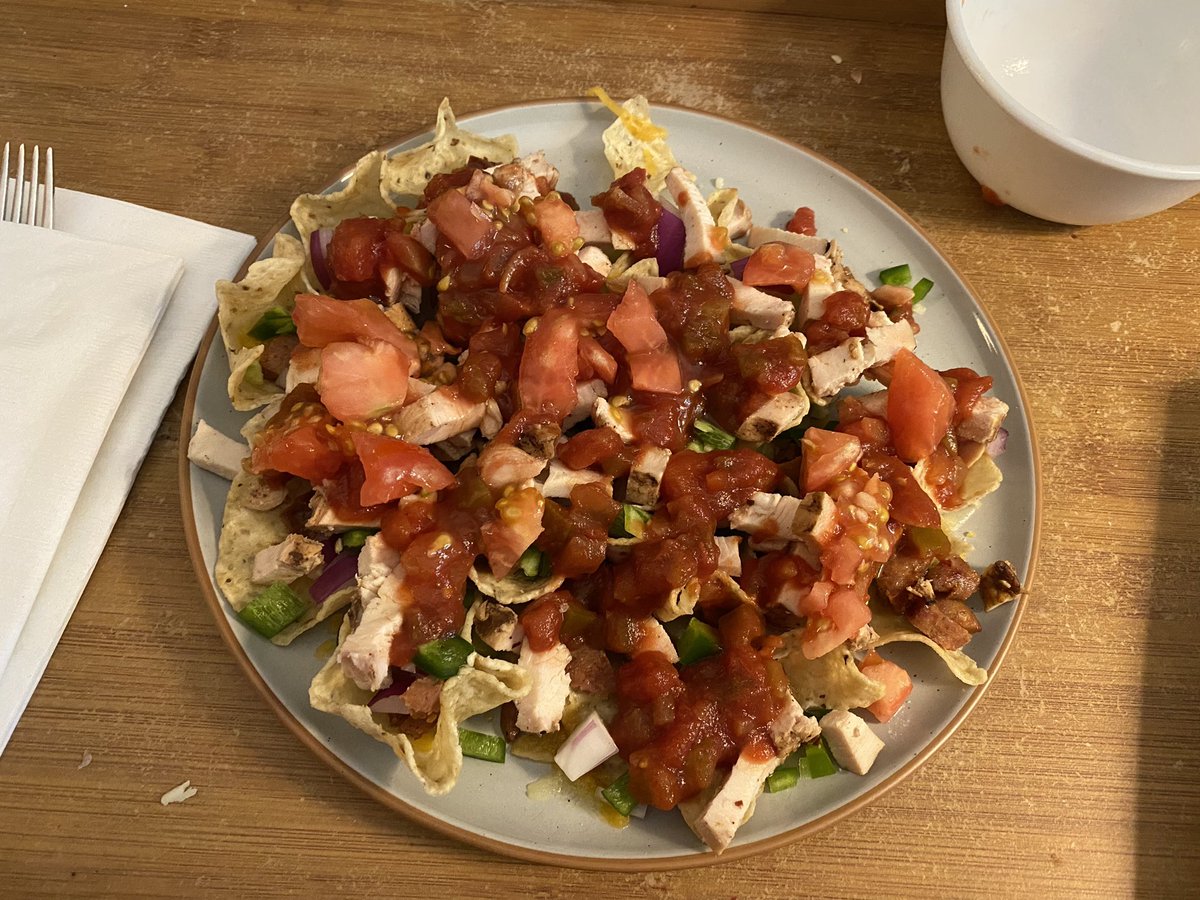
[181,99,1040,869]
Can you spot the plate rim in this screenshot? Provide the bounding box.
[178,96,1043,871]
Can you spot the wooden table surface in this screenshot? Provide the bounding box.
[2,1,1198,896]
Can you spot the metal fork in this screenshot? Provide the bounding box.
[1,143,54,228]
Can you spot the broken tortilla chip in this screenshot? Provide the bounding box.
[918,452,1004,555]
[215,233,306,411]
[589,88,678,196]
[867,604,988,686]
[778,634,886,711]
[310,616,530,795]
[380,98,519,201]
[469,564,564,605]
[290,150,396,244]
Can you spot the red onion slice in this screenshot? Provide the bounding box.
[986,427,1009,457]
[655,207,685,275]
[310,227,335,289]
[554,710,619,781]
[368,670,417,714]
[309,549,358,604]
[730,256,749,279]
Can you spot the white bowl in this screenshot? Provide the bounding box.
[942,0,1200,225]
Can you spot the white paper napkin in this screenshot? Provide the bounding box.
[0,189,255,755]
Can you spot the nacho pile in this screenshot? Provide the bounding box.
[191,94,1023,854]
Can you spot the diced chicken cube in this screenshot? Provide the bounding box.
[727,278,795,332]
[633,618,679,663]
[337,535,407,692]
[864,311,916,365]
[575,208,612,244]
[820,709,884,775]
[736,390,809,443]
[473,599,521,654]
[540,459,612,499]
[412,217,438,254]
[626,446,671,506]
[730,491,837,549]
[665,167,725,267]
[680,695,818,853]
[397,386,487,445]
[187,420,248,480]
[746,225,830,256]
[798,253,839,323]
[480,399,503,439]
[577,245,613,278]
[807,337,875,399]
[480,443,549,489]
[957,395,1009,444]
[383,267,423,314]
[592,396,634,441]
[714,536,742,577]
[251,534,324,585]
[307,488,382,533]
[564,379,608,429]
[285,346,322,393]
[515,641,573,733]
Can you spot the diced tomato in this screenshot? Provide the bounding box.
[316,340,409,421]
[838,414,891,453]
[558,427,630,473]
[352,432,454,506]
[942,366,994,425]
[607,280,668,354]
[822,534,864,585]
[577,335,618,384]
[518,307,580,420]
[249,385,347,483]
[820,290,870,332]
[292,294,417,357]
[590,168,663,260]
[801,428,863,492]
[380,495,437,552]
[532,193,580,254]
[328,217,385,283]
[426,188,494,259]
[628,347,683,394]
[480,486,545,579]
[520,593,567,652]
[858,650,913,723]
[799,587,871,659]
[741,243,815,292]
[383,231,436,287]
[785,206,817,237]
[887,348,955,463]
[858,450,940,528]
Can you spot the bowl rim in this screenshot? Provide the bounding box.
[945,0,1200,180]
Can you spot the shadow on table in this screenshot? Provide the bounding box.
[1137,380,1200,897]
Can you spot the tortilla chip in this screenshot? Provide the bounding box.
[291,150,397,244]
[589,88,678,196]
[380,98,519,201]
[310,617,530,796]
[606,255,659,290]
[215,233,306,411]
[214,469,352,643]
[917,453,1004,554]
[469,565,564,605]
[778,634,886,710]
[867,605,988,686]
[239,397,283,442]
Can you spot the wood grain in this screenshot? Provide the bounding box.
[1,0,1198,896]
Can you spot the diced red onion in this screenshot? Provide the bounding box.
[309,549,358,604]
[554,710,619,782]
[655,207,686,275]
[368,670,417,714]
[310,227,335,289]
[730,256,749,279]
[986,427,1009,458]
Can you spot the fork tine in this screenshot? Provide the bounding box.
[44,146,54,230]
[13,144,26,225]
[27,146,40,227]
[0,142,8,222]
